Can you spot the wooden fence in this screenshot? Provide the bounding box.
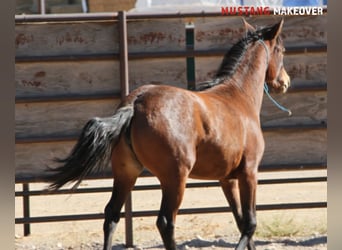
[15,11,327,247]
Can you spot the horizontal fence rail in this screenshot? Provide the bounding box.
[15,8,328,22]
[15,164,327,236]
[15,45,327,63]
[16,173,327,246]
[15,10,327,247]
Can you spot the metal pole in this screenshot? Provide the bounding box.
[23,183,31,236]
[81,0,88,13]
[118,10,133,247]
[186,22,196,90]
[124,193,134,247]
[118,11,129,100]
[39,0,46,15]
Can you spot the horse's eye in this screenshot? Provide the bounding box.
[275,46,285,54]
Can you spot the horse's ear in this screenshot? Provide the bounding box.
[242,18,256,34]
[265,18,284,40]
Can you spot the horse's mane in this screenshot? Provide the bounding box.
[196,25,278,91]
[215,34,258,79]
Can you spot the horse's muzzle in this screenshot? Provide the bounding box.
[278,68,291,93]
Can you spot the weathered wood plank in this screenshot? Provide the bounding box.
[15,19,186,58]
[262,129,326,166]
[16,61,120,98]
[15,52,326,100]
[15,89,326,140]
[193,15,327,51]
[15,99,121,139]
[15,15,326,58]
[195,53,327,86]
[193,16,243,51]
[284,53,327,84]
[129,58,188,90]
[15,141,76,179]
[127,19,186,53]
[16,58,188,98]
[15,22,119,57]
[15,128,326,178]
[261,91,327,127]
[278,15,327,48]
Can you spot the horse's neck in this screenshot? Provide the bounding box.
[220,44,268,115]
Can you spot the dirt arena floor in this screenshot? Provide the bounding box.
[15,170,327,249]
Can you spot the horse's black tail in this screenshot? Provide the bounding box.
[47,105,134,191]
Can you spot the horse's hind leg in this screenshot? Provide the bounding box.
[103,138,143,250]
[156,173,188,250]
[220,178,255,250]
[103,177,138,250]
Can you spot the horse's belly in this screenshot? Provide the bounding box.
[189,170,224,180]
[189,157,239,180]
[189,141,243,180]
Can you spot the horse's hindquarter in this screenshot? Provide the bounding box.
[129,85,200,178]
[128,85,262,180]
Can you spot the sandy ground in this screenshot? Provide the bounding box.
[15,170,327,249]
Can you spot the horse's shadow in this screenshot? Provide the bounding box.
[270,235,327,247]
[176,236,327,249]
[110,235,327,249]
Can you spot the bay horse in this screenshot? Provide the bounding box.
[48,19,290,250]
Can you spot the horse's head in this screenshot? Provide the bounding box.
[244,19,291,93]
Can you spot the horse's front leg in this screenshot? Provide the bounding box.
[220,178,255,250]
[235,168,258,250]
